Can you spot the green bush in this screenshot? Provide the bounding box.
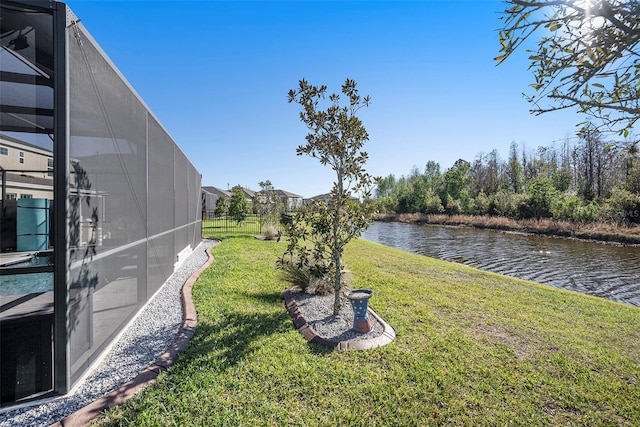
[376,195,397,214]
[278,256,334,295]
[604,187,640,224]
[423,188,444,214]
[491,189,519,217]
[551,195,581,221]
[445,195,462,215]
[521,177,558,218]
[576,201,601,222]
[471,191,490,215]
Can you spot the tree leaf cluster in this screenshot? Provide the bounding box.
[229,185,250,225]
[497,0,640,136]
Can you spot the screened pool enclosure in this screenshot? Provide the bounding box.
[0,0,202,406]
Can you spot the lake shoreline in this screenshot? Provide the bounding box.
[373,213,640,245]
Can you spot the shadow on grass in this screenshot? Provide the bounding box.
[306,341,334,356]
[246,290,285,305]
[186,309,292,369]
[202,233,260,241]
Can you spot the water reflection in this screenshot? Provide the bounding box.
[361,222,640,307]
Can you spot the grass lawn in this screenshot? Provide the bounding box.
[201,214,264,235]
[96,236,640,426]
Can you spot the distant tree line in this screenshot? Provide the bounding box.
[375,127,640,225]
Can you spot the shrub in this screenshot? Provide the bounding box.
[263,225,279,241]
[471,191,490,215]
[279,257,311,290]
[278,257,332,295]
[576,201,601,223]
[376,196,397,214]
[423,188,444,214]
[551,195,581,221]
[445,195,462,215]
[491,190,518,217]
[524,177,558,218]
[604,187,640,224]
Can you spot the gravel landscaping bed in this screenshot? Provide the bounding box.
[291,291,384,342]
[0,239,216,427]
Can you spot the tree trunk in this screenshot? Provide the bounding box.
[333,173,344,315]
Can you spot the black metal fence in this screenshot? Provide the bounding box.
[201,211,293,236]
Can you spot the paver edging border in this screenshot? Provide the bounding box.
[51,241,216,427]
[282,287,396,351]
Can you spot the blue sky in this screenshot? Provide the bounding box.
[64,0,584,198]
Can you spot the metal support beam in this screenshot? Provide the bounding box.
[52,0,69,396]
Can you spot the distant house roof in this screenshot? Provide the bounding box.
[275,189,303,199]
[0,134,52,154]
[307,192,359,203]
[202,186,231,198]
[240,187,256,199]
[202,186,259,199]
[6,172,52,186]
[308,193,331,201]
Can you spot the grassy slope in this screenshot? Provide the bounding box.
[96,237,640,426]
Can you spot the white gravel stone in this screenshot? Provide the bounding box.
[0,239,216,427]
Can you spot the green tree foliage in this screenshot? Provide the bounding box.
[229,186,250,224]
[605,186,640,224]
[283,79,377,315]
[496,0,640,137]
[372,135,640,225]
[470,191,491,215]
[522,176,559,218]
[492,189,521,217]
[215,197,228,217]
[507,142,524,193]
[424,187,445,214]
[625,161,640,193]
[376,174,396,199]
[441,160,470,213]
[442,159,470,201]
[255,180,283,228]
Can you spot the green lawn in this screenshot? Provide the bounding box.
[201,214,264,235]
[96,236,640,426]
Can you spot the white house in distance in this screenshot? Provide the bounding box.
[274,189,303,211]
[201,185,304,214]
[0,134,54,200]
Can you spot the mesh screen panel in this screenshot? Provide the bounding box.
[146,232,174,296]
[148,116,175,236]
[68,25,148,383]
[174,149,188,228]
[66,23,199,385]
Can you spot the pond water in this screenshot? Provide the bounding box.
[361,222,640,307]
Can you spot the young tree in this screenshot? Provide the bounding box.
[441,159,470,204]
[496,0,640,137]
[506,142,524,193]
[284,78,377,315]
[215,197,228,217]
[255,179,283,228]
[229,186,249,224]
